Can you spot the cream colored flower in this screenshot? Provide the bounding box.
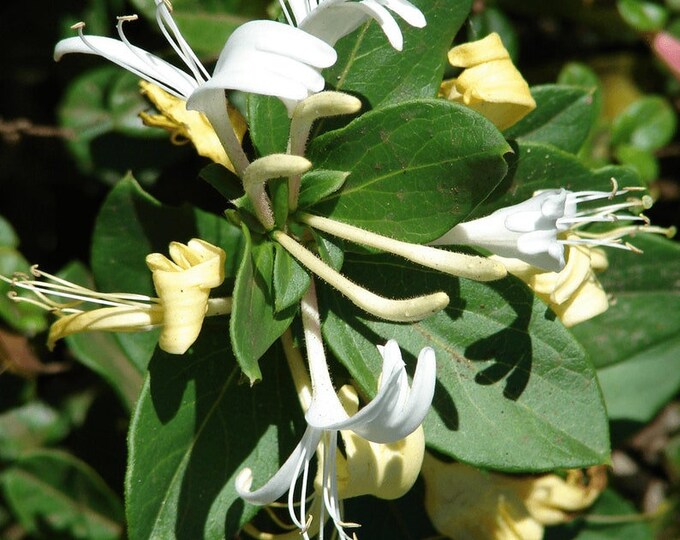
[440,33,535,130]
[146,239,226,354]
[139,81,247,172]
[493,238,610,327]
[421,453,607,540]
[3,239,228,355]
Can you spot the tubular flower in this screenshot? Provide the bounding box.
[440,33,535,131]
[1,240,229,354]
[493,240,610,327]
[429,185,653,273]
[145,239,226,354]
[235,340,436,540]
[54,0,336,174]
[421,454,607,540]
[279,0,426,51]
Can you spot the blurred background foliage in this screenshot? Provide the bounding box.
[1,0,680,538]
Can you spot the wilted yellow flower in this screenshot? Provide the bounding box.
[140,81,247,173]
[440,33,536,130]
[146,239,226,354]
[493,238,609,327]
[421,454,607,540]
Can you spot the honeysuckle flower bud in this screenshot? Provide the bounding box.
[139,81,247,170]
[440,33,536,131]
[279,0,426,51]
[145,238,226,354]
[493,240,610,327]
[430,185,653,273]
[54,1,336,175]
[421,454,607,540]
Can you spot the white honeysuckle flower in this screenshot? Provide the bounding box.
[235,340,436,540]
[54,0,336,172]
[430,185,652,273]
[279,0,426,50]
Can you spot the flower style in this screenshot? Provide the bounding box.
[2,239,229,355]
[493,239,610,327]
[236,340,435,539]
[54,0,336,174]
[421,454,607,540]
[279,0,426,51]
[440,33,536,131]
[429,185,653,273]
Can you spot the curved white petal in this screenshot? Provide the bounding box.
[352,344,436,443]
[235,426,323,505]
[379,0,426,28]
[306,341,436,444]
[54,36,197,98]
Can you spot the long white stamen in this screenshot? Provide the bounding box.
[279,0,295,26]
[71,22,188,99]
[154,0,209,84]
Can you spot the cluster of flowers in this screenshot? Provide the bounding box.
[3,0,673,537]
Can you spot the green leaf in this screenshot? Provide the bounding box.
[617,0,668,31]
[320,253,610,471]
[572,236,680,424]
[230,226,296,381]
[200,163,244,201]
[611,96,677,151]
[246,95,290,156]
[309,100,511,243]
[504,85,600,154]
[1,450,124,540]
[614,144,659,183]
[297,170,350,209]
[544,489,654,539]
[320,0,472,116]
[273,243,311,312]
[0,403,70,460]
[310,229,345,271]
[0,215,18,248]
[92,175,244,373]
[126,322,302,540]
[59,262,144,412]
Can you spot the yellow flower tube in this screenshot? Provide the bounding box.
[441,33,536,130]
[146,239,226,354]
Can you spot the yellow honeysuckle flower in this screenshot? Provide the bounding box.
[421,453,607,540]
[440,33,536,130]
[493,238,609,327]
[140,81,247,173]
[146,238,226,354]
[3,239,229,355]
